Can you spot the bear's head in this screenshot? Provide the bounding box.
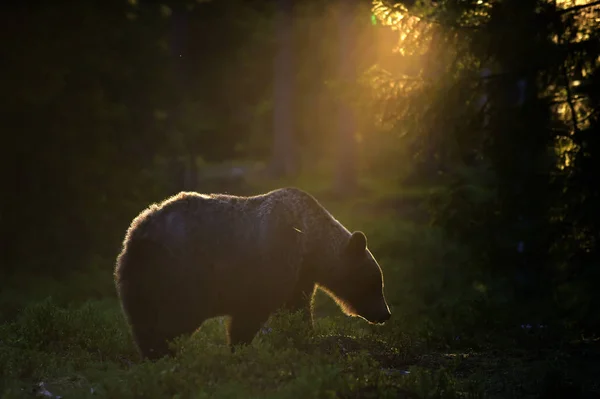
[324,231,392,324]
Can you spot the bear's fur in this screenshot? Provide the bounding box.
[114,187,391,359]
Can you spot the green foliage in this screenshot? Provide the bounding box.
[372,0,600,338]
[0,298,136,392]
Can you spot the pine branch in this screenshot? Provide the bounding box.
[548,95,588,106]
[563,64,580,135]
[557,0,600,15]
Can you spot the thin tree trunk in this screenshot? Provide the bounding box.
[170,9,197,191]
[271,0,296,178]
[335,0,358,195]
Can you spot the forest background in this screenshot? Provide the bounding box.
[1,0,600,397]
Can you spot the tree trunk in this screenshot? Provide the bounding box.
[170,9,197,191]
[270,0,296,178]
[335,0,358,196]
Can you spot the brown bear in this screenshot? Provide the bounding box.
[114,187,391,359]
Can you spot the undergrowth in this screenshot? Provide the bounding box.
[0,298,480,399]
[2,296,597,398]
[1,186,599,398]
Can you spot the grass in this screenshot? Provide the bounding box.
[0,298,464,398]
[2,296,599,398]
[2,177,599,398]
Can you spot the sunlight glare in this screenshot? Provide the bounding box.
[371,0,431,57]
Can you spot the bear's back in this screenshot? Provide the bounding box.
[129,192,260,250]
[124,187,330,261]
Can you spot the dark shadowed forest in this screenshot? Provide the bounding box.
[2,0,600,397]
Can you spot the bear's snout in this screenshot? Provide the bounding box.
[378,310,392,323]
[359,299,391,325]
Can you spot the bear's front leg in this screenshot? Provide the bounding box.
[283,271,316,328]
[284,289,315,328]
[226,312,270,350]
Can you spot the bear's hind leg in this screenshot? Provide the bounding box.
[133,316,204,360]
[134,327,171,360]
[124,284,206,360]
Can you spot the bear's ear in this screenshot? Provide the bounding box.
[347,231,367,255]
